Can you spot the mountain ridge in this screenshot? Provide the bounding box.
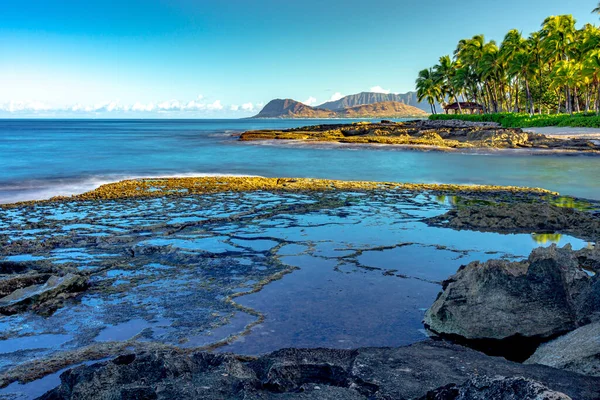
[251,98,427,119]
[318,91,439,113]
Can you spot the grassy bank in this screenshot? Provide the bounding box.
[429,113,600,128]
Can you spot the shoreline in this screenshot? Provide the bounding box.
[243,135,600,156]
[239,120,600,154]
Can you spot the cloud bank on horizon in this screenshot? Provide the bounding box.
[0,96,263,118]
[0,86,399,117]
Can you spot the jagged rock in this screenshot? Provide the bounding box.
[0,273,88,316]
[525,321,600,377]
[423,245,593,356]
[419,375,572,400]
[38,340,600,399]
[576,244,600,272]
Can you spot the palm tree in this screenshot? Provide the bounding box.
[593,2,600,14]
[454,35,487,109]
[416,14,600,115]
[550,60,581,114]
[416,68,443,114]
[527,32,545,114]
[478,41,503,112]
[541,15,576,62]
[501,29,526,111]
[583,50,600,114]
[434,55,463,113]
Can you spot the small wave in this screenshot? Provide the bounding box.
[0,173,263,204]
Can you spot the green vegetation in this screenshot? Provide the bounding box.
[429,112,600,128]
[416,14,600,116]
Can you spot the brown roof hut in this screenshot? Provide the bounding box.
[443,102,484,114]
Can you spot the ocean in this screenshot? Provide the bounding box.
[1,118,599,203]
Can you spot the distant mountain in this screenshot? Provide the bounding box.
[251,99,427,119]
[318,91,439,113]
[337,101,428,118]
[252,99,335,118]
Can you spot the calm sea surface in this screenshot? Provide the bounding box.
[1,118,599,203]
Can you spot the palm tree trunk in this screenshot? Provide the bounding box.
[515,79,520,113]
[596,82,600,116]
[525,78,533,115]
[454,90,462,114]
[585,85,591,113]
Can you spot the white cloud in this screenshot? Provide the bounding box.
[303,96,317,106]
[329,92,344,102]
[207,100,223,110]
[132,102,155,112]
[0,100,52,112]
[370,86,391,94]
[0,96,250,115]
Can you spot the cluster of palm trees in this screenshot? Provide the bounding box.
[416,14,600,115]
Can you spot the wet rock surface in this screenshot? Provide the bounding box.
[0,273,88,317]
[39,340,600,399]
[427,201,600,242]
[424,244,598,359]
[525,321,600,377]
[419,375,572,400]
[239,121,600,152]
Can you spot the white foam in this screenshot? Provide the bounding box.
[0,173,263,204]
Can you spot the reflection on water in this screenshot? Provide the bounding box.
[546,195,594,211]
[531,233,563,245]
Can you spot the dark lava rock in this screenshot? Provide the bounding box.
[426,202,600,242]
[38,340,600,399]
[423,245,595,359]
[419,375,571,400]
[525,321,600,377]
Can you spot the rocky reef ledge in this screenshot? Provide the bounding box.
[39,340,600,399]
[239,120,600,152]
[1,176,558,207]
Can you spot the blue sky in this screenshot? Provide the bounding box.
[1,0,598,118]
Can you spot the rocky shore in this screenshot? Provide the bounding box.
[239,120,600,152]
[39,340,600,399]
[0,177,599,399]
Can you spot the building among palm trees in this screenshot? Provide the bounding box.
[443,102,484,114]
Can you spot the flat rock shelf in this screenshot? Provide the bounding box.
[0,177,598,399]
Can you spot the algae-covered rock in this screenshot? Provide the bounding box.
[525,321,600,377]
[424,245,591,344]
[466,129,531,148]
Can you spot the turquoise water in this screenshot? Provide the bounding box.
[1,119,600,203]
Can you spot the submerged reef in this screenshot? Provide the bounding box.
[0,177,599,398]
[239,120,600,152]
